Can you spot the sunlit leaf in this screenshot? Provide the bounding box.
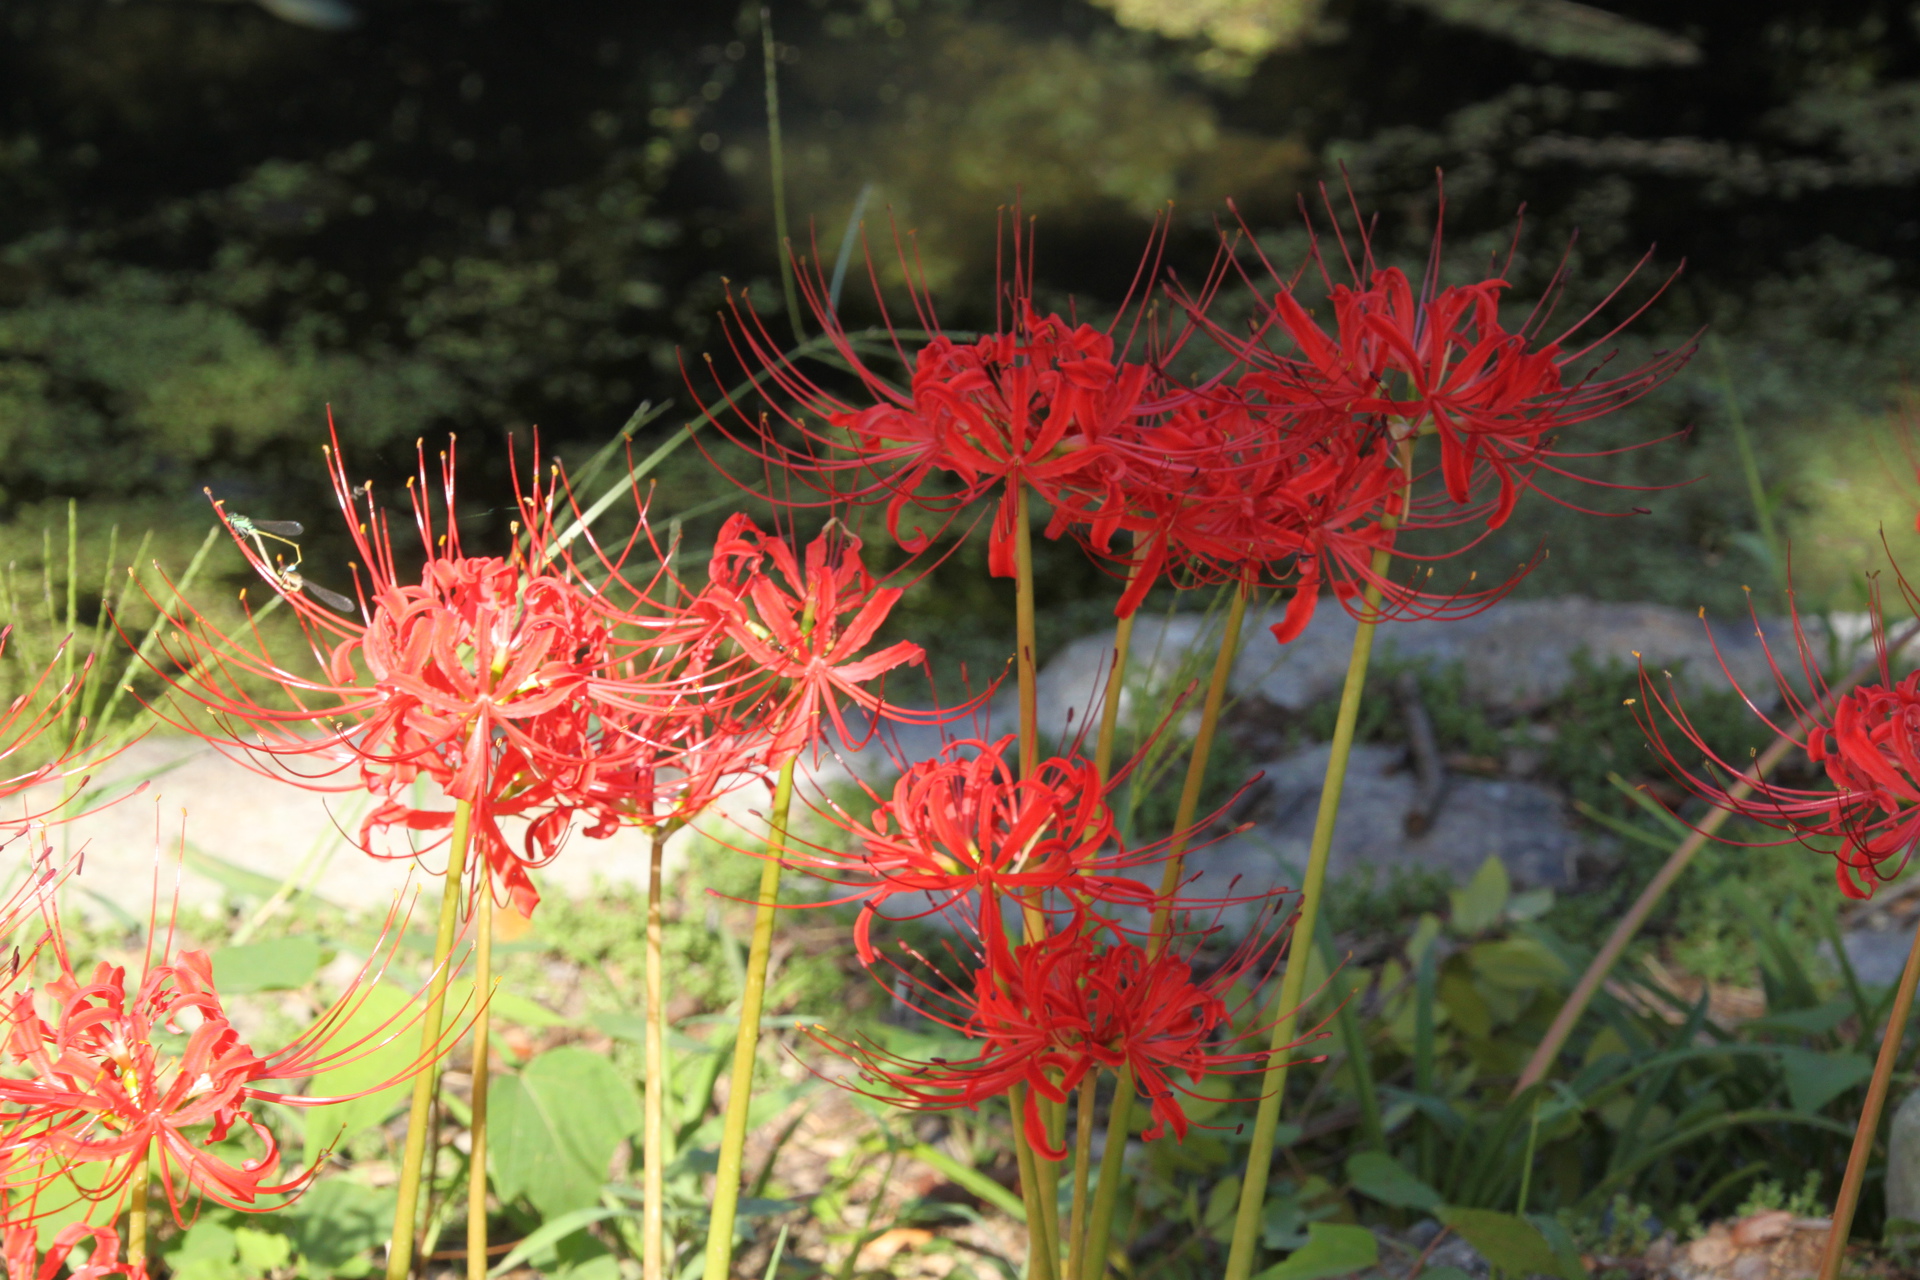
[490,1046,643,1219]
[210,937,324,994]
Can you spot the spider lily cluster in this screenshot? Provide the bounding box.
[0,186,1750,1280]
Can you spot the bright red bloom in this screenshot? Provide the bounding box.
[695,221,1188,576]
[1639,587,1920,898]
[3,1220,145,1280]
[146,428,744,915]
[791,735,1161,962]
[696,514,931,762]
[815,922,1298,1158]
[0,915,445,1222]
[1209,191,1688,532]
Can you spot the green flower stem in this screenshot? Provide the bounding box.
[1221,555,1392,1280]
[1009,1085,1059,1280]
[467,880,494,1280]
[1146,578,1247,941]
[702,755,799,1280]
[1079,579,1250,1280]
[126,1140,151,1269]
[387,797,476,1280]
[1004,481,1069,1272]
[1820,905,1920,1280]
[1064,1074,1099,1280]
[1078,1067,1134,1280]
[644,828,670,1280]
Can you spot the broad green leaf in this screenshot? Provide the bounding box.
[172,1221,237,1263]
[273,1177,394,1272]
[233,1227,292,1274]
[210,937,324,994]
[446,977,571,1028]
[17,1159,114,1248]
[1204,1175,1242,1232]
[1253,1222,1378,1280]
[1777,1047,1874,1113]
[1437,1207,1580,1280]
[301,982,419,1158]
[1467,937,1570,990]
[166,1221,241,1280]
[490,1046,643,1219]
[1449,857,1509,934]
[1345,1152,1442,1211]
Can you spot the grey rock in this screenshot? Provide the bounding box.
[1838,929,1916,986]
[1241,743,1584,889]
[1889,1089,1920,1227]
[1034,596,1865,743]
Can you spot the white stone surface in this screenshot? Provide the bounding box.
[13,736,766,922]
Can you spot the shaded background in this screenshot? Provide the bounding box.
[5,0,1920,667]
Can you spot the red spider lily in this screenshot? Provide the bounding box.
[1207,188,1689,532]
[692,219,1195,575]
[1637,583,1920,898]
[695,514,934,763]
[813,919,1301,1159]
[0,907,452,1223]
[3,1220,145,1280]
[787,735,1164,963]
[142,427,753,916]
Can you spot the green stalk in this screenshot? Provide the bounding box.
[387,799,476,1280]
[1079,1064,1133,1280]
[1009,1086,1058,1280]
[1064,1074,1099,1280]
[644,828,670,1280]
[126,1141,151,1269]
[702,756,799,1280]
[1079,579,1250,1280]
[1004,482,1067,1270]
[1145,579,1248,942]
[1221,553,1393,1280]
[1819,904,1920,1280]
[1069,545,1141,1280]
[467,878,494,1280]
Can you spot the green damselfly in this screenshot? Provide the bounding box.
[219,510,357,615]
